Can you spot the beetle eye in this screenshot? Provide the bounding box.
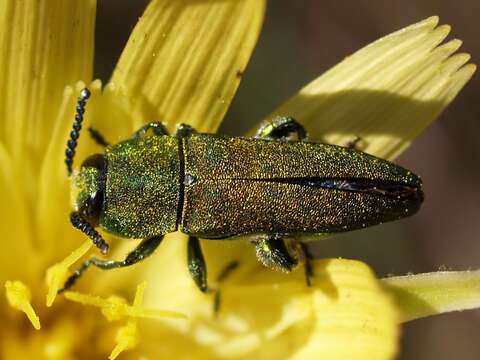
[81,189,104,226]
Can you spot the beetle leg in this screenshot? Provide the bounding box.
[299,242,314,287]
[187,236,208,292]
[345,136,363,150]
[87,127,110,147]
[131,122,169,139]
[59,235,164,293]
[175,123,198,138]
[254,235,298,272]
[255,116,307,141]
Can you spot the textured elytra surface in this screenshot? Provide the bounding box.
[181,134,421,237]
[100,136,180,238]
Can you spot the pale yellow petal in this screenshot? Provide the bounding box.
[139,259,399,360]
[0,0,96,162]
[0,143,36,283]
[267,16,476,160]
[383,270,480,322]
[111,0,266,133]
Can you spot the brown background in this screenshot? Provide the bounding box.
[95,1,480,359]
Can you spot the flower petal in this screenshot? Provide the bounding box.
[139,259,399,360]
[383,270,480,322]
[267,16,476,160]
[0,143,36,283]
[110,0,265,132]
[0,0,96,161]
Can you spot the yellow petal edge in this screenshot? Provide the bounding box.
[269,16,476,161]
[0,0,95,161]
[383,270,480,322]
[111,0,266,133]
[137,259,399,360]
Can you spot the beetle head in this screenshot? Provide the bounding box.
[71,154,106,227]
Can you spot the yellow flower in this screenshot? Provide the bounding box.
[1,1,477,359]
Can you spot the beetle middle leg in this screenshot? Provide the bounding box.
[255,116,307,141]
[254,235,298,272]
[59,235,164,293]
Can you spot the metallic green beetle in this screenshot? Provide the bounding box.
[61,88,423,292]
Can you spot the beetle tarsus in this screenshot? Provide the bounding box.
[255,116,307,141]
[254,235,298,272]
[187,236,208,292]
[58,235,164,293]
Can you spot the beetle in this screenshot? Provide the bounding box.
[60,88,423,293]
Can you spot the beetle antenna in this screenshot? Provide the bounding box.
[65,88,91,176]
[70,212,109,254]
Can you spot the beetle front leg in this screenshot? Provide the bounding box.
[175,123,198,138]
[254,235,298,272]
[131,122,169,139]
[59,235,164,292]
[255,116,308,141]
[87,127,110,147]
[187,236,208,292]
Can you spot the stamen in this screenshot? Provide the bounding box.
[45,240,93,306]
[63,282,186,359]
[5,280,41,330]
[109,321,138,360]
[63,282,187,320]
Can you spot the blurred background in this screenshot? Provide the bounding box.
[94,1,480,359]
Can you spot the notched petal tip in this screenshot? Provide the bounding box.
[268,16,476,161]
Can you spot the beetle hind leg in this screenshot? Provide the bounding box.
[299,242,314,287]
[255,116,307,141]
[59,235,164,293]
[254,235,298,272]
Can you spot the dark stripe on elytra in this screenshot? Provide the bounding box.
[225,177,422,200]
